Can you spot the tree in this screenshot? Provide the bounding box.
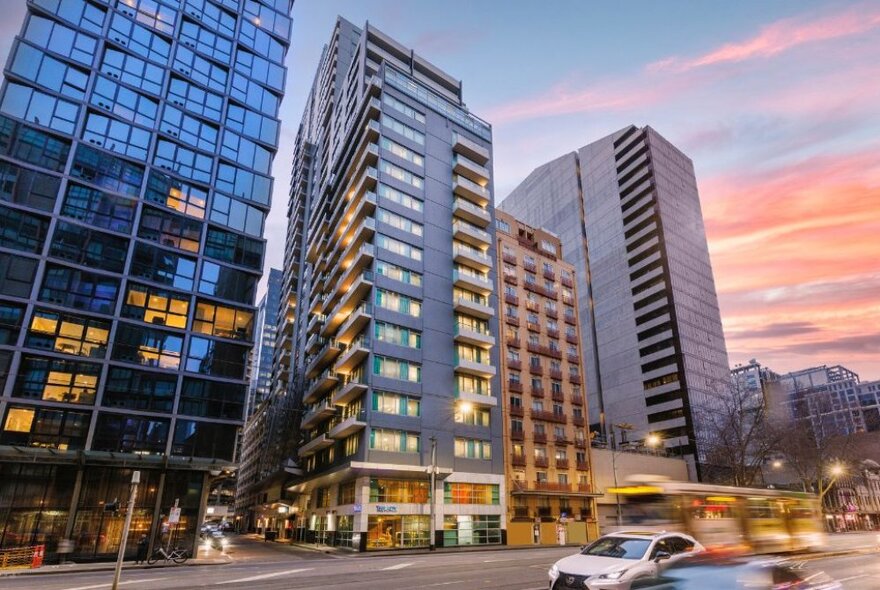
[697,378,782,487]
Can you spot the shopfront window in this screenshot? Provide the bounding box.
[369,479,428,504]
[443,515,502,546]
[444,483,500,505]
[0,463,77,551]
[367,515,428,550]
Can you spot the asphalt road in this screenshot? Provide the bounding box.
[1,533,878,590]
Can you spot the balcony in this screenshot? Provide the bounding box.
[307,313,324,335]
[298,433,334,458]
[301,398,336,429]
[456,387,497,408]
[566,334,578,344]
[576,461,590,471]
[454,322,495,348]
[453,197,491,228]
[453,154,490,185]
[547,328,560,340]
[507,337,521,348]
[453,244,492,273]
[568,353,580,364]
[510,453,526,467]
[328,410,367,439]
[571,395,584,406]
[554,435,571,446]
[532,410,567,424]
[510,429,524,441]
[531,386,545,398]
[454,296,494,320]
[533,431,548,444]
[505,314,520,326]
[454,354,496,378]
[323,271,374,336]
[526,321,541,333]
[551,389,565,402]
[534,457,549,468]
[333,378,368,405]
[453,174,490,207]
[561,275,573,288]
[510,405,524,417]
[570,374,582,385]
[573,416,585,427]
[574,439,587,449]
[453,269,493,295]
[452,132,490,165]
[534,482,570,492]
[508,380,523,393]
[504,293,519,306]
[503,273,517,285]
[305,339,342,378]
[336,303,373,345]
[453,221,491,249]
[549,369,563,381]
[529,364,543,376]
[555,459,569,470]
[545,308,558,320]
[335,336,371,374]
[303,369,339,404]
[507,358,522,370]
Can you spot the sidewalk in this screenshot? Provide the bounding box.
[0,554,231,577]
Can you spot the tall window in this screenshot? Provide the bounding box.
[373,356,420,382]
[369,429,419,453]
[454,438,491,459]
[375,322,421,348]
[376,260,422,286]
[375,289,421,317]
[373,391,420,417]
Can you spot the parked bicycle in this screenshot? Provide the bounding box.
[147,546,189,565]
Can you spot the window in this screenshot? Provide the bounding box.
[92,413,169,455]
[154,139,213,183]
[145,170,207,219]
[31,0,106,34]
[456,375,490,396]
[369,479,428,503]
[444,483,499,505]
[0,204,49,254]
[130,243,197,290]
[24,15,96,67]
[101,47,165,96]
[338,481,357,505]
[103,367,175,413]
[221,129,271,174]
[26,308,110,358]
[116,0,175,34]
[375,322,420,348]
[161,106,219,152]
[39,263,120,315]
[375,289,421,316]
[0,252,38,298]
[108,13,171,64]
[0,302,24,345]
[71,144,144,196]
[454,404,490,426]
[173,46,228,92]
[377,183,423,212]
[198,261,257,304]
[185,336,248,379]
[383,95,425,123]
[496,219,510,233]
[443,515,501,546]
[375,260,422,286]
[61,183,136,233]
[380,159,423,189]
[380,137,424,166]
[112,323,183,370]
[215,162,271,206]
[179,378,246,420]
[91,75,159,128]
[0,161,60,211]
[229,73,281,117]
[1,82,79,135]
[205,226,263,270]
[369,429,419,453]
[138,206,201,253]
[234,48,284,91]
[376,234,422,261]
[179,19,232,63]
[377,208,423,236]
[344,433,359,457]
[14,355,100,404]
[456,344,490,365]
[226,103,278,145]
[183,0,236,38]
[381,115,425,145]
[171,419,236,461]
[210,193,265,236]
[238,18,285,62]
[0,116,71,173]
[194,300,254,341]
[372,391,420,417]
[50,220,129,273]
[122,283,189,329]
[82,111,150,160]
[168,76,223,121]
[9,42,89,101]
[454,438,492,459]
[1,405,90,450]
[373,355,420,382]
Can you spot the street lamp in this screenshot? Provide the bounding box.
[829,464,845,478]
[610,423,634,527]
[645,433,661,453]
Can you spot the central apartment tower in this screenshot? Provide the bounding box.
[280,18,505,551]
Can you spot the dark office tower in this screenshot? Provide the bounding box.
[247,18,505,551]
[0,1,293,560]
[247,268,283,419]
[500,126,731,478]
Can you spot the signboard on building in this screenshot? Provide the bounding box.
[376,505,397,513]
[169,507,181,524]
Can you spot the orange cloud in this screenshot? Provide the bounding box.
[650,5,880,72]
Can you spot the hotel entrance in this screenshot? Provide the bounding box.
[366,515,429,549]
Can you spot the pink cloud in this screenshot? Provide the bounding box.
[650,5,880,72]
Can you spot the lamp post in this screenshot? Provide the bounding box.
[111,470,140,590]
[610,423,633,527]
[428,436,437,551]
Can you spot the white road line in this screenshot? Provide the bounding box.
[63,578,167,590]
[216,567,313,584]
[483,557,517,562]
[424,582,464,587]
[381,562,415,570]
[837,574,869,583]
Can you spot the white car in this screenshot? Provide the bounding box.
[548,531,704,590]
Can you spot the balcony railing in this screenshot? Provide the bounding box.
[510,405,524,417]
[504,293,519,306]
[508,380,523,393]
[551,390,565,402]
[576,461,590,471]
[534,456,549,468]
[549,369,563,381]
[507,337,520,348]
[568,353,580,364]
[511,453,526,466]
[571,395,584,406]
[511,429,524,441]
[555,459,569,469]
[502,252,517,265]
[531,386,545,398]
[532,410,567,424]
[507,359,522,370]
[573,416,585,427]
[533,431,547,443]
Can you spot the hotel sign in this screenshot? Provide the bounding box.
[376,505,398,513]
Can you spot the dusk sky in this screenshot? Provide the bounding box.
[3,2,877,378]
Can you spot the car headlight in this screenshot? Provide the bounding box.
[597,570,627,580]
[549,564,559,580]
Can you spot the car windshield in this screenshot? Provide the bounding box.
[581,537,651,560]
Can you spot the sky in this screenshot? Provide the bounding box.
[2,2,877,378]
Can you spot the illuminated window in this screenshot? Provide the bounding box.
[3,407,35,433]
[369,429,420,453]
[454,438,492,459]
[138,206,202,253]
[372,391,420,417]
[111,323,183,370]
[26,309,110,358]
[122,283,189,329]
[145,170,207,219]
[193,301,253,341]
[0,406,89,450]
[14,355,100,404]
[444,483,499,505]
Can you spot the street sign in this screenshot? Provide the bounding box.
[169,507,181,524]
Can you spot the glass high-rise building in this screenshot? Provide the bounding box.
[247,267,283,418]
[0,0,292,560]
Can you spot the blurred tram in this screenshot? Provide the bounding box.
[607,477,826,554]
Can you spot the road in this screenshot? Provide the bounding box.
[1,533,877,590]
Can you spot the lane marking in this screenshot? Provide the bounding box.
[63,578,167,590]
[217,567,313,584]
[837,574,869,583]
[424,582,464,587]
[483,557,517,562]
[381,562,415,570]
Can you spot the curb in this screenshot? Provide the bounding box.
[786,546,880,562]
[0,557,232,577]
[275,541,582,558]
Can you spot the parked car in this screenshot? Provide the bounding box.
[631,556,842,589]
[549,531,704,590]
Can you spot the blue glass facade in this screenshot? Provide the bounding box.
[0,0,292,560]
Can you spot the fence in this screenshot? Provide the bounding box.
[0,545,45,570]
